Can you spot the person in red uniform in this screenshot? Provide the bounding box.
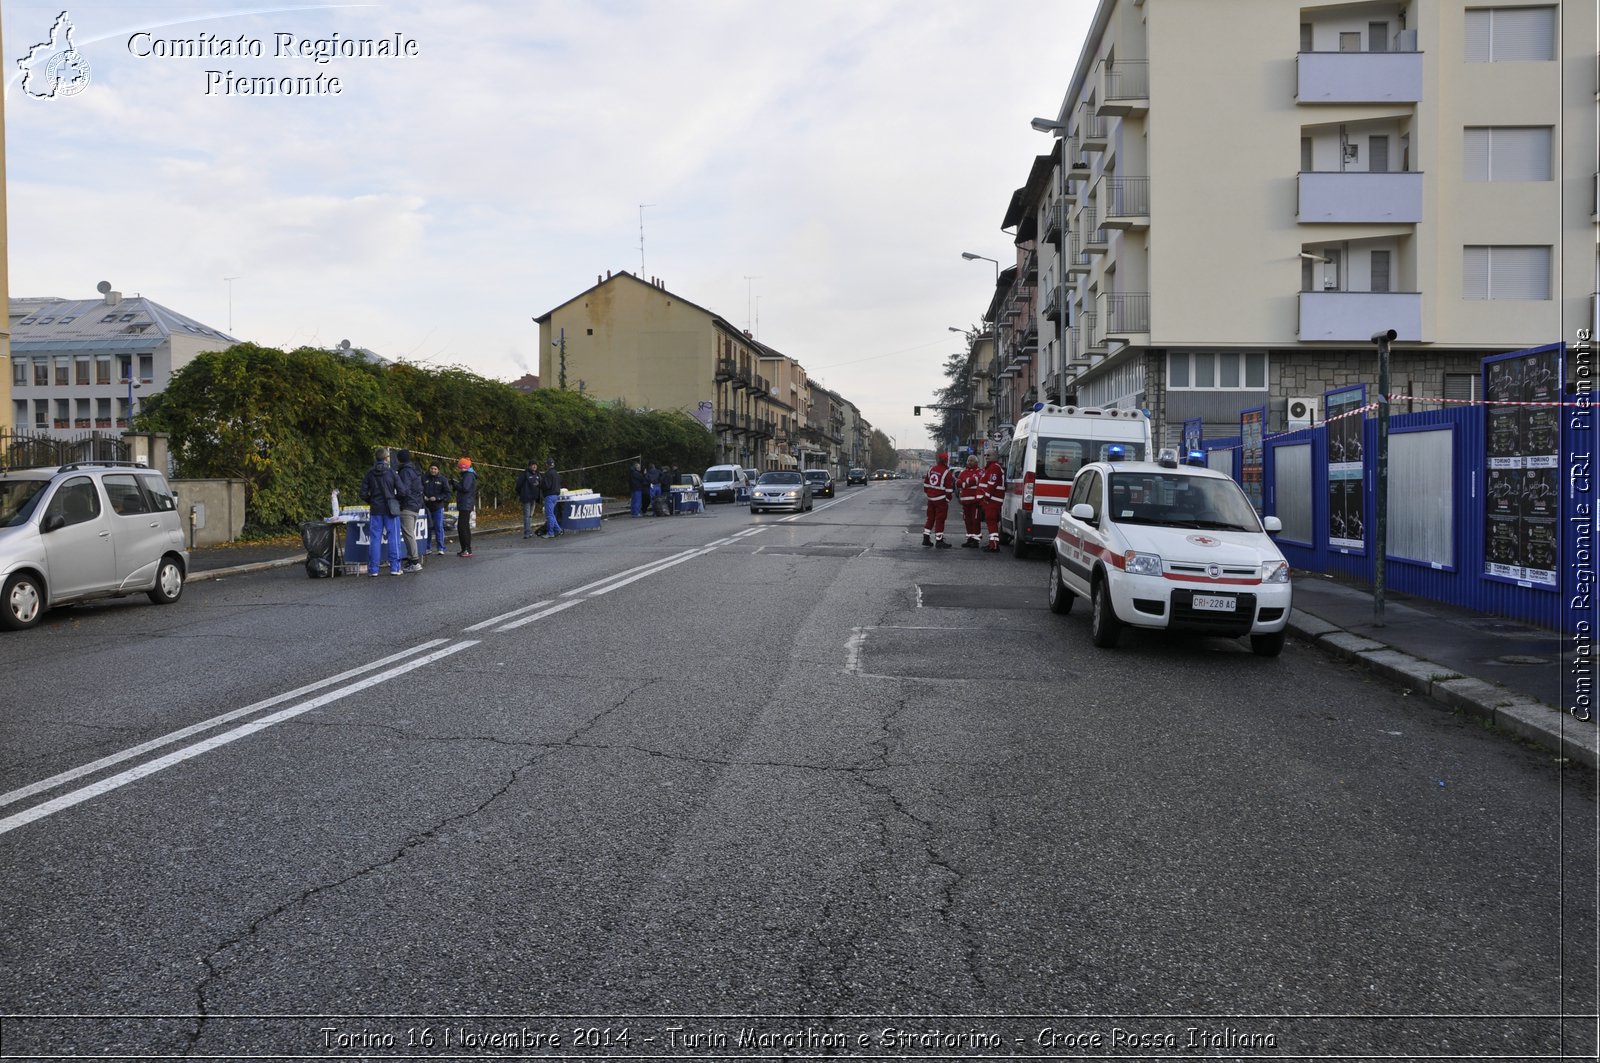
[980,448,1007,552]
[922,451,955,548]
[955,453,985,547]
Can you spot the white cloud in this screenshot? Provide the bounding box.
[5,0,1092,448]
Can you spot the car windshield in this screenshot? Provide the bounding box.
[705,469,734,482]
[1106,472,1262,532]
[759,472,803,485]
[804,471,828,481]
[0,479,50,528]
[1036,437,1146,482]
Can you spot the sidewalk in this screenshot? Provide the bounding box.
[184,507,1597,770]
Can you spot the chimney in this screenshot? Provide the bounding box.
[606,270,612,279]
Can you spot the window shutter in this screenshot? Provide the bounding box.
[1368,22,1388,52]
[1490,7,1556,60]
[1300,23,1313,52]
[1463,246,1490,299]
[1464,9,1490,61]
[1369,136,1388,173]
[1463,128,1491,181]
[1301,137,1313,172]
[1488,246,1550,300]
[1443,373,1479,402]
[1339,31,1360,52]
[1371,250,1391,293]
[1491,127,1552,181]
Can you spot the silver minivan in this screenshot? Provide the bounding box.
[0,462,189,630]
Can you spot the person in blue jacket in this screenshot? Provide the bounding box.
[359,447,404,575]
[452,457,478,557]
[627,461,646,517]
[421,462,451,554]
[539,457,563,537]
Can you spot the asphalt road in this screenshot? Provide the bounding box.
[1,482,1594,1061]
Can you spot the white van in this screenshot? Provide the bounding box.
[1000,405,1153,557]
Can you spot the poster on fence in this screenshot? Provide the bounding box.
[1240,407,1265,512]
[1483,346,1561,588]
[1325,385,1366,552]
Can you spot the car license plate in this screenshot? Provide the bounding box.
[1192,594,1236,612]
[1037,504,1061,516]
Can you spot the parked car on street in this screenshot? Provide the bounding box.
[0,461,189,630]
[847,468,867,485]
[701,464,749,503]
[803,469,835,498]
[750,471,813,513]
[1047,450,1291,656]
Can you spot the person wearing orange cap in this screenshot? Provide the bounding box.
[451,457,478,557]
[921,451,955,548]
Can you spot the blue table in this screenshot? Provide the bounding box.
[557,493,605,531]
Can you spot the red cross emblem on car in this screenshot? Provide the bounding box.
[1187,534,1220,547]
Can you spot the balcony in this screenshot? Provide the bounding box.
[1298,171,1422,223]
[1298,290,1421,342]
[1081,311,1104,354]
[1099,176,1150,229]
[1018,323,1038,353]
[1297,50,1422,104]
[1043,201,1066,243]
[749,373,769,396]
[1082,210,1110,253]
[1079,104,1109,151]
[1066,233,1093,276]
[1099,292,1150,341]
[714,407,738,431]
[1096,60,1149,117]
[1043,283,1071,322]
[1022,249,1038,282]
[1067,139,1092,179]
[715,357,737,382]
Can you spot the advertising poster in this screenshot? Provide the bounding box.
[1240,407,1265,512]
[1325,386,1366,552]
[1483,348,1561,588]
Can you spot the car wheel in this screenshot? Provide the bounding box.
[1011,519,1030,559]
[1089,576,1121,648]
[1047,556,1075,615]
[999,522,1013,546]
[3,573,45,630]
[1250,630,1286,658]
[147,556,184,605]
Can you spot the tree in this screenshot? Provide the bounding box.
[868,428,896,471]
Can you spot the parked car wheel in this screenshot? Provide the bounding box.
[1011,519,1030,559]
[147,556,185,605]
[2,573,44,631]
[1250,631,1286,658]
[1047,557,1075,615]
[1090,576,1121,648]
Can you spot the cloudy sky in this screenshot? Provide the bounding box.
[5,1,1093,450]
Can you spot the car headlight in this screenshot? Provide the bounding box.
[1122,551,1163,576]
[784,490,798,498]
[1262,560,1291,584]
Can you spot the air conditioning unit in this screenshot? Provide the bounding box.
[1287,396,1320,429]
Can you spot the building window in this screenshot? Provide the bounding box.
[12,360,26,388]
[1463,127,1553,182]
[35,400,49,428]
[35,360,50,387]
[1465,7,1556,62]
[75,398,90,428]
[118,356,132,382]
[1444,373,1480,403]
[1299,22,1312,51]
[95,356,112,385]
[54,399,69,428]
[138,354,154,383]
[1338,31,1360,52]
[1367,21,1388,52]
[95,398,112,427]
[1371,250,1392,293]
[75,358,90,386]
[1168,352,1269,391]
[54,358,70,386]
[1463,245,1551,300]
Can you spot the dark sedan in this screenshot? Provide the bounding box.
[803,469,835,498]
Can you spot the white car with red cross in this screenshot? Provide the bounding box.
[1047,449,1293,656]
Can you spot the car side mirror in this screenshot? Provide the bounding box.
[1070,503,1095,522]
[42,513,66,533]
[1262,515,1283,533]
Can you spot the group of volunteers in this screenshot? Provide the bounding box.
[624,461,686,517]
[921,449,1006,552]
[355,447,510,575]
[513,458,565,540]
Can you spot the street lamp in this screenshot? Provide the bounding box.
[1031,116,1069,402]
[960,251,1000,282]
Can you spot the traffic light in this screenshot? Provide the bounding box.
[913,405,922,416]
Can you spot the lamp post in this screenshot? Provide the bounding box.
[1031,117,1069,402]
[962,252,1004,429]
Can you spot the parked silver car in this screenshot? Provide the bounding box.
[749,470,813,513]
[0,462,189,630]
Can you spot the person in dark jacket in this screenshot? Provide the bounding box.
[452,457,478,557]
[421,462,451,554]
[515,460,542,539]
[359,447,404,575]
[539,457,563,537]
[394,448,425,569]
[627,461,646,517]
[646,463,662,514]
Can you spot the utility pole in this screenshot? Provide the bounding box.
[224,276,240,333]
[1372,328,1396,625]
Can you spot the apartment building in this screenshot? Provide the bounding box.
[9,285,235,438]
[996,0,1593,444]
[534,271,871,471]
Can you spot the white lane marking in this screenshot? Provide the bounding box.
[495,598,582,631]
[732,527,767,539]
[561,549,699,597]
[463,600,552,632]
[845,627,868,675]
[585,547,719,596]
[0,641,480,837]
[0,640,452,810]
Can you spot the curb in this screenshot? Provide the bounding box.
[1288,612,1597,770]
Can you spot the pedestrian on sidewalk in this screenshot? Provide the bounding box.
[421,462,450,554]
[516,459,543,539]
[627,461,646,517]
[452,457,478,557]
[540,457,563,537]
[360,446,404,575]
[394,448,425,570]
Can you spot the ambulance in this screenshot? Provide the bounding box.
[999,404,1153,557]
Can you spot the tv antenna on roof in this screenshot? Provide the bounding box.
[638,203,654,275]
[743,275,761,332]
